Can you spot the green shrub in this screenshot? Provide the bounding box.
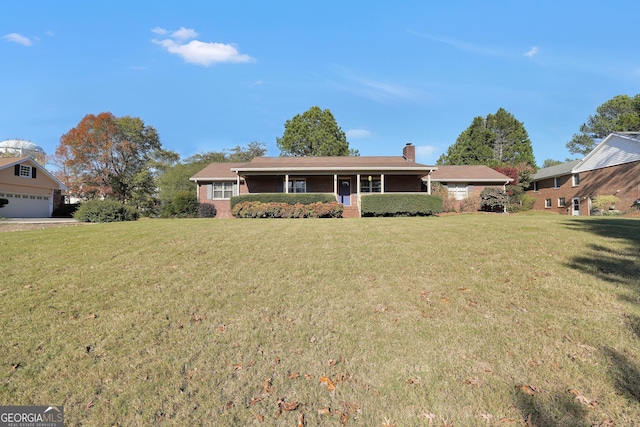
[198,203,217,218]
[480,187,508,212]
[231,193,336,209]
[592,195,620,212]
[162,191,199,218]
[74,199,139,223]
[232,201,343,218]
[360,194,442,217]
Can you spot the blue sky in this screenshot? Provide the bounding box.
[2,1,639,166]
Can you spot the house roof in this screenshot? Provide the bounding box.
[428,165,513,183]
[230,156,436,174]
[572,133,640,173]
[190,162,247,181]
[531,160,581,181]
[0,157,68,190]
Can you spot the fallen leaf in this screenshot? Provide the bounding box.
[279,400,299,411]
[225,401,233,409]
[288,371,300,380]
[469,300,478,307]
[256,414,264,422]
[215,324,226,333]
[440,297,450,303]
[320,376,336,391]
[340,412,348,426]
[516,384,538,396]
[464,377,479,386]
[318,407,332,415]
[248,396,263,407]
[458,287,471,292]
[304,374,314,380]
[407,377,420,384]
[233,363,242,370]
[262,377,273,394]
[23,285,32,289]
[84,400,94,410]
[297,412,306,427]
[382,417,396,427]
[328,359,336,367]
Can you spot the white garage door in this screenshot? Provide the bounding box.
[0,193,50,218]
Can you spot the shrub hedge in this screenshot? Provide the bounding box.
[198,202,217,218]
[74,199,139,223]
[232,201,343,218]
[360,194,442,217]
[230,193,336,209]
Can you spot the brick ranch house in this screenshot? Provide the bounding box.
[190,144,513,218]
[526,133,640,215]
[0,157,67,218]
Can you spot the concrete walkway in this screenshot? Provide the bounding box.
[0,217,78,224]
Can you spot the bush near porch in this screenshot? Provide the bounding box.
[361,193,443,217]
[232,201,343,218]
[231,193,336,209]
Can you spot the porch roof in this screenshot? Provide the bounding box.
[231,156,436,175]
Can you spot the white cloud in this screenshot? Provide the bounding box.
[153,38,255,66]
[346,129,372,138]
[152,27,255,66]
[524,46,539,58]
[171,27,198,41]
[2,33,32,46]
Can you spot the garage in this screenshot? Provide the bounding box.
[0,157,67,218]
[0,193,51,217]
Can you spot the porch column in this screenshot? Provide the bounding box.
[285,175,289,193]
[236,175,241,195]
[380,174,385,194]
[427,172,432,194]
[333,174,338,200]
[356,174,361,202]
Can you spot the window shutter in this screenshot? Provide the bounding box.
[15,165,20,176]
[232,182,238,196]
[32,167,37,179]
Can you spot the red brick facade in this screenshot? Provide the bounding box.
[527,160,640,215]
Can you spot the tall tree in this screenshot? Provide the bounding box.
[437,108,535,167]
[276,106,358,156]
[566,94,640,156]
[54,112,162,202]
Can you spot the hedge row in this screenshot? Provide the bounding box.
[73,199,139,222]
[231,193,336,209]
[360,194,442,217]
[232,201,343,218]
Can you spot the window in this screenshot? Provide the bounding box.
[572,173,580,186]
[533,181,539,191]
[361,177,381,193]
[207,182,235,199]
[447,183,468,200]
[553,177,560,188]
[287,179,306,193]
[20,165,32,177]
[545,199,552,208]
[558,197,566,207]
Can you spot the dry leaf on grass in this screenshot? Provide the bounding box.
[262,377,273,394]
[298,412,306,427]
[464,377,479,387]
[288,371,300,380]
[516,384,540,396]
[318,407,332,415]
[320,375,336,391]
[278,400,299,412]
[340,412,348,426]
[407,377,420,384]
[382,417,397,427]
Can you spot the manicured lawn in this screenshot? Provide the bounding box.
[1,214,640,426]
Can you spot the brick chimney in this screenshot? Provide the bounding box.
[403,143,415,162]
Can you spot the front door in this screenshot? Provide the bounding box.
[572,197,580,216]
[339,179,351,206]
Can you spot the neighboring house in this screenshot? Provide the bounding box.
[0,157,68,218]
[527,133,640,215]
[191,144,514,218]
[429,165,513,208]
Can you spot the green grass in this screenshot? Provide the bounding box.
[1,215,640,426]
